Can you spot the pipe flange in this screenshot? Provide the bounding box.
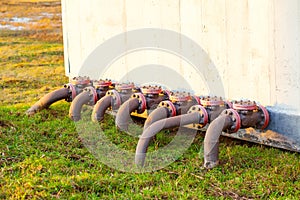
[109,90,122,108]
[257,105,270,129]
[70,76,91,86]
[158,100,177,117]
[84,86,98,105]
[187,105,209,127]
[200,96,224,107]
[115,83,135,92]
[192,95,201,105]
[163,90,171,99]
[141,85,162,95]
[132,93,147,114]
[222,109,241,133]
[64,83,76,101]
[233,100,257,111]
[225,100,233,109]
[106,90,122,109]
[93,79,112,89]
[169,91,191,102]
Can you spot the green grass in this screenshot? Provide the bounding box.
[0,1,300,199]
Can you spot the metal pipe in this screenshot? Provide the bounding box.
[68,90,91,121]
[115,98,140,131]
[143,107,169,130]
[91,95,112,122]
[135,111,201,167]
[26,87,70,115]
[203,109,241,169]
[143,95,199,131]
[204,115,233,169]
[69,86,98,121]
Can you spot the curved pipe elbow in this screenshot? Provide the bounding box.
[26,87,70,115]
[115,98,140,131]
[143,107,169,131]
[92,95,112,122]
[203,109,240,169]
[135,112,201,167]
[69,90,92,121]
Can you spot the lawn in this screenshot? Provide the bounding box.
[0,0,299,199]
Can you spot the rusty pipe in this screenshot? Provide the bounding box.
[135,111,202,167]
[143,100,178,130]
[143,107,170,131]
[69,90,91,121]
[69,87,97,121]
[115,98,140,131]
[203,109,241,169]
[26,87,70,115]
[92,95,112,122]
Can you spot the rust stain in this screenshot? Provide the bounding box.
[245,127,288,141]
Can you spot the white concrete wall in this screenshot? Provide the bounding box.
[61,0,300,113]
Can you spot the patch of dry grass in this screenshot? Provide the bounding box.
[0,0,62,42]
[0,0,67,106]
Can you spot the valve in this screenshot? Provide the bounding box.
[199,96,227,123]
[128,85,169,118]
[140,85,169,101]
[70,76,91,86]
[106,82,137,110]
[169,91,191,102]
[232,100,269,129]
[93,79,112,90]
[159,91,201,116]
[232,100,257,110]
[200,95,224,107]
[115,82,136,92]
[140,85,162,95]
[93,79,113,100]
[64,76,93,102]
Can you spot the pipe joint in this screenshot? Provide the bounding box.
[169,91,191,102]
[225,100,233,109]
[131,93,147,114]
[93,79,113,99]
[203,108,241,169]
[200,96,227,122]
[64,76,92,102]
[221,109,241,133]
[232,100,269,129]
[158,100,177,117]
[257,105,270,129]
[140,85,162,95]
[192,95,201,105]
[106,89,122,110]
[167,92,200,115]
[115,82,136,93]
[140,86,169,107]
[70,76,92,86]
[200,96,225,107]
[83,86,98,105]
[64,83,76,102]
[93,79,112,89]
[187,105,209,127]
